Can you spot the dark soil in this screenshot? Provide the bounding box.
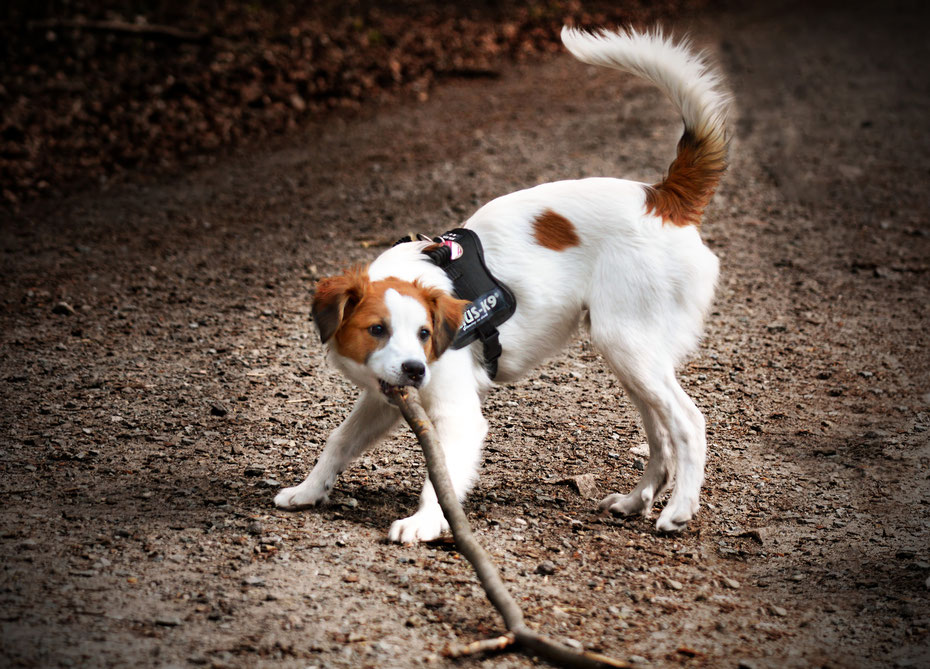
[1,1,929,667]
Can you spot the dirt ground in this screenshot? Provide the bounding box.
[2,1,929,667]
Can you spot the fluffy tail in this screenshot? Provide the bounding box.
[561,26,730,226]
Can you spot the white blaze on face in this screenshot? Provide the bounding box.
[367,288,431,387]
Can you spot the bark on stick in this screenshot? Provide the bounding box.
[390,387,629,669]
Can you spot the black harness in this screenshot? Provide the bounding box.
[394,229,516,378]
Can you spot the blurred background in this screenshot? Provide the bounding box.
[0,0,711,208]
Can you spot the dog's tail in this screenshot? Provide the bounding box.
[561,26,730,226]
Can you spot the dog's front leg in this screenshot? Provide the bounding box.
[274,390,399,510]
[388,384,487,543]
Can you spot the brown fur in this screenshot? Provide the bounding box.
[644,129,727,227]
[312,269,468,365]
[533,209,580,250]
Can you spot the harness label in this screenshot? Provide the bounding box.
[457,287,507,339]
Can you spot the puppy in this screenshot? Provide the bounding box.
[275,27,729,542]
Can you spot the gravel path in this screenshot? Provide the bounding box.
[2,1,928,667]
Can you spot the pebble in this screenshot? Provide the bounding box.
[536,560,557,576]
[769,605,788,617]
[247,521,263,535]
[721,576,741,589]
[665,578,684,591]
[210,403,228,417]
[241,575,265,587]
[52,302,75,316]
[155,614,183,627]
[629,655,648,664]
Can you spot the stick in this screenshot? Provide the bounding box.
[390,387,629,669]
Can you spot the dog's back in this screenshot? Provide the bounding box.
[464,28,729,381]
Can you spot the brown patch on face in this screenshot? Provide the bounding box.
[533,209,580,251]
[332,280,393,365]
[319,274,468,365]
[644,129,727,227]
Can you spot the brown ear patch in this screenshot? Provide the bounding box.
[418,285,469,361]
[311,267,369,344]
[533,209,580,251]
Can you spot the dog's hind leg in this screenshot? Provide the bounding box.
[598,393,673,519]
[591,330,706,532]
[274,390,399,510]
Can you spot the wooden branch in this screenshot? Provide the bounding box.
[443,632,515,658]
[29,19,208,44]
[390,387,630,669]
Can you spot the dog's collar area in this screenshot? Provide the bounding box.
[394,229,516,379]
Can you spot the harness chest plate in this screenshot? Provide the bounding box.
[403,228,516,378]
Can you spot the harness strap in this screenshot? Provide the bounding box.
[396,229,516,378]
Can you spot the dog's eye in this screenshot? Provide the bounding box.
[418,328,431,342]
[368,324,386,337]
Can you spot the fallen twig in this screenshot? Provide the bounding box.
[443,632,515,658]
[390,387,629,669]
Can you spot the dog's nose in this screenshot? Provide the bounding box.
[401,360,426,385]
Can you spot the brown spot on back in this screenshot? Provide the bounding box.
[644,129,727,227]
[533,209,580,251]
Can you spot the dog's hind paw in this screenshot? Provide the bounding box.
[388,507,449,543]
[599,489,654,518]
[655,495,698,533]
[274,484,329,510]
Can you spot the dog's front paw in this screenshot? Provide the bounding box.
[274,484,329,510]
[387,507,449,543]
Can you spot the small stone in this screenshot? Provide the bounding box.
[630,443,649,457]
[665,578,684,591]
[52,302,75,316]
[258,478,280,488]
[210,403,228,417]
[629,655,648,664]
[405,614,424,627]
[769,604,788,617]
[536,560,557,576]
[247,521,263,535]
[721,576,741,589]
[632,459,645,471]
[566,473,598,499]
[241,575,265,587]
[155,614,183,627]
[244,466,265,477]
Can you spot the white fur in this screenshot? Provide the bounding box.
[277,27,728,539]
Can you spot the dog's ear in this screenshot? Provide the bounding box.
[421,287,469,359]
[311,268,369,344]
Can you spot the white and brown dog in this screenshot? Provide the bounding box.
[275,27,730,542]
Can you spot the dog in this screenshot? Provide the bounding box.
[275,27,729,543]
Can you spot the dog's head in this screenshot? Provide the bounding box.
[311,267,468,396]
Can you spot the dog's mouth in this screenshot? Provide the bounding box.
[379,379,407,396]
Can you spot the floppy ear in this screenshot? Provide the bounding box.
[311,268,368,344]
[422,287,469,359]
